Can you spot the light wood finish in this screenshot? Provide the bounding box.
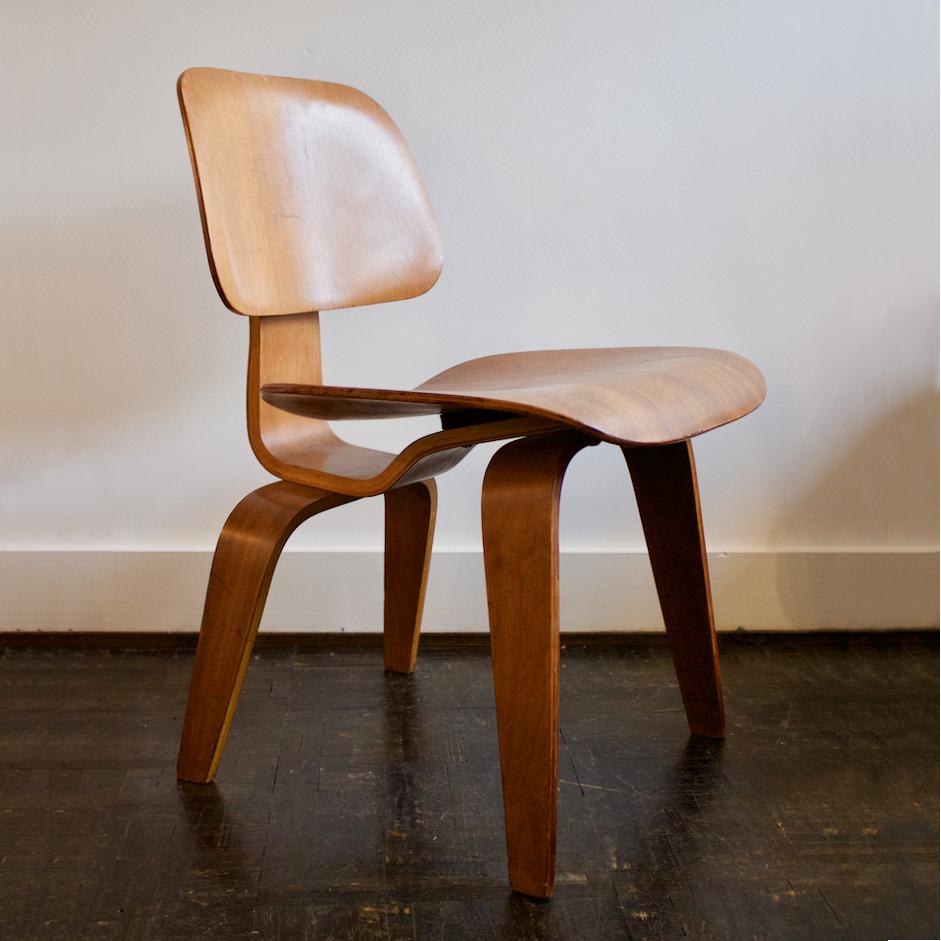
[623,441,725,737]
[247,312,564,498]
[177,481,357,783]
[178,68,442,316]
[179,67,765,494]
[383,479,437,673]
[264,346,766,447]
[481,432,595,898]
[175,66,766,898]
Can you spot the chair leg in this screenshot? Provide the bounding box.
[177,481,357,783]
[481,432,592,899]
[622,440,725,738]
[383,479,437,674]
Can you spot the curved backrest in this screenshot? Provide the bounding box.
[178,67,443,316]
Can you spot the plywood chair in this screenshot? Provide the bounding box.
[175,67,765,899]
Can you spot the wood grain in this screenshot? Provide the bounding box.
[246,313,564,497]
[263,345,766,448]
[178,66,765,497]
[623,440,725,737]
[178,67,442,316]
[177,481,358,783]
[173,65,766,894]
[481,431,595,898]
[176,70,764,451]
[383,479,437,674]
[4,642,937,939]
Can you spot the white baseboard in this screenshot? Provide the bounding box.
[0,549,936,633]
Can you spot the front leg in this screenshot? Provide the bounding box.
[481,432,592,899]
[177,481,357,783]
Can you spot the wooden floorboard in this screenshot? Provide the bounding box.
[0,628,935,650]
[0,639,937,939]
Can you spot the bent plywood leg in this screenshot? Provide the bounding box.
[177,481,357,783]
[481,432,592,899]
[622,440,725,738]
[383,479,437,674]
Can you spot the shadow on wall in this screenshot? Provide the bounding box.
[0,194,290,635]
[765,386,939,628]
[0,194,254,516]
[0,195,220,425]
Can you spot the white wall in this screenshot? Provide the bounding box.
[0,0,937,631]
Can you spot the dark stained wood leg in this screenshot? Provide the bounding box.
[481,432,593,899]
[383,479,437,673]
[622,440,725,738]
[177,481,357,783]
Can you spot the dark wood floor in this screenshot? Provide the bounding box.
[0,636,937,940]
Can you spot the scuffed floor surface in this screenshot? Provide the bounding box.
[0,637,937,940]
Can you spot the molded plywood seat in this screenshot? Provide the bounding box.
[262,346,766,445]
[174,66,766,902]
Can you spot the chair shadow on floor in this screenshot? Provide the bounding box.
[175,686,731,935]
